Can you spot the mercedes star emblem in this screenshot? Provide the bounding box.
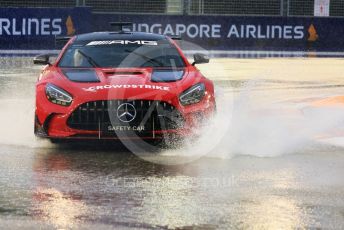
[116,103,137,123]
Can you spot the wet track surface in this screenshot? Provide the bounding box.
[1,57,344,229]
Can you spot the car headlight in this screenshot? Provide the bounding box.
[46,84,73,106]
[179,83,205,106]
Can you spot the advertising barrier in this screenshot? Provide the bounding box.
[0,7,344,52]
[93,14,344,52]
[0,7,91,50]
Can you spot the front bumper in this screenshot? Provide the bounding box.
[35,96,215,140]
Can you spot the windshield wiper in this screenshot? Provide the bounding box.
[76,50,99,67]
[125,49,164,67]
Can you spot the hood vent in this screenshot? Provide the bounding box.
[63,69,100,83]
[151,70,184,82]
[104,71,143,76]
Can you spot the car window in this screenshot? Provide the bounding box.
[58,40,186,68]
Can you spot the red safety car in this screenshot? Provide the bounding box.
[34,23,215,143]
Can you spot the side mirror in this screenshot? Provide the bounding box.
[33,54,51,65]
[192,53,209,66]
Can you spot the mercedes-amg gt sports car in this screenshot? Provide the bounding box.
[34,24,216,142]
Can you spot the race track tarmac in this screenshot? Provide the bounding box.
[0,56,344,229]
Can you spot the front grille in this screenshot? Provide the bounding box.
[67,100,184,135]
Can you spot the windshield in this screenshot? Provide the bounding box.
[58,40,186,68]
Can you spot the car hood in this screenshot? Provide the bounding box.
[52,67,202,102]
[62,67,186,84]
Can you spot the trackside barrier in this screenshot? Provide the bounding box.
[0,7,91,50]
[1,7,344,52]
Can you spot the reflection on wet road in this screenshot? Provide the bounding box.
[0,57,344,229]
[1,145,344,229]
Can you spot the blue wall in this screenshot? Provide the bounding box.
[1,7,344,51]
[0,7,91,49]
[93,14,344,52]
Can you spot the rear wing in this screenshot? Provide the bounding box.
[109,22,133,32]
[54,36,73,48]
[170,35,182,40]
